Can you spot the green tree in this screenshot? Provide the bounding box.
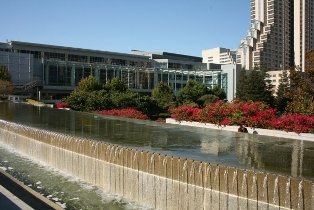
[67,76,103,111]
[77,76,101,92]
[236,69,273,105]
[110,90,139,109]
[135,96,161,119]
[177,80,210,105]
[284,50,314,115]
[85,90,112,111]
[66,90,89,111]
[0,80,14,97]
[0,65,14,98]
[209,85,226,100]
[151,82,175,110]
[0,65,11,81]
[285,67,314,115]
[274,70,290,114]
[197,94,219,106]
[236,69,249,101]
[104,77,127,92]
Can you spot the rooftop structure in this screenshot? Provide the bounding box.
[202,47,236,65]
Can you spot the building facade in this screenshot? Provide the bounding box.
[294,0,314,70]
[0,41,241,101]
[266,69,289,96]
[237,0,314,71]
[202,47,236,65]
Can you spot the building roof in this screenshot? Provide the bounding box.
[131,50,202,62]
[8,41,150,60]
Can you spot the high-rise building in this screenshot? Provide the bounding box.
[202,47,236,65]
[294,0,314,70]
[237,0,314,72]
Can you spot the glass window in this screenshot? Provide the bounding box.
[68,54,88,62]
[45,52,65,61]
[90,56,104,63]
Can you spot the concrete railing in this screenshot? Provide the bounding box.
[0,120,312,209]
[166,118,314,142]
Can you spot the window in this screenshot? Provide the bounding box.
[111,59,126,66]
[68,54,88,62]
[45,52,66,61]
[90,56,104,63]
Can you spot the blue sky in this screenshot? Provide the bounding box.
[1,0,250,56]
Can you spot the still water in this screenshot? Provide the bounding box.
[0,102,313,180]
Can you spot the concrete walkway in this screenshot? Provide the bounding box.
[0,169,63,210]
[0,185,33,210]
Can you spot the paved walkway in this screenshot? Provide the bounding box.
[0,169,62,210]
[0,185,33,210]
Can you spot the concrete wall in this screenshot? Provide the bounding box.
[0,120,312,210]
[221,64,241,101]
[166,118,314,142]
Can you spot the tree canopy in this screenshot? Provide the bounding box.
[285,68,314,115]
[77,75,101,92]
[236,69,273,105]
[0,65,11,81]
[177,80,210,105]
[0,80,14,97]
[209,85,226,100]
[151,82,175,110]
[0,65,13,98]
[274,70,290,114]
[104,77,127,92]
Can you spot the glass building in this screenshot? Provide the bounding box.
[0,41,241,101]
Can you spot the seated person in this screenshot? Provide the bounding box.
[238,125,248,133]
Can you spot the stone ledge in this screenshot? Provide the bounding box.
[166,118,314,142]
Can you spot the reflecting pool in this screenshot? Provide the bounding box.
[0,102,313,180]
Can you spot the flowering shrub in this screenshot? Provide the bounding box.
[55,101,69,109]
[169,106,202,122]
[273,114,314,134]
[97,108,149,120]
[244,109,277,129]
[169,101,314,133]
[200,101,232,125]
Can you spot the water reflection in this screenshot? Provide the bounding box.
[0,102,313,180]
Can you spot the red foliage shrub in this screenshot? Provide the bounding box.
[244,109,277,129]
[169,106,202,122]
[97,108,149,120]
[200,101,232,125]
[169,100,314,133]
[55,101,69,109]
[273,114,314,134]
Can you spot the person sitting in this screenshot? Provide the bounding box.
[238,125,248,133]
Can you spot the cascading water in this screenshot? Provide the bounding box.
[284,178,290,206]
[241,173,247,195]
[297,180,304,209]
[271,176,278,206]
[251,173,257,196]
[232,170,238,192]
[262,175,268,198]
